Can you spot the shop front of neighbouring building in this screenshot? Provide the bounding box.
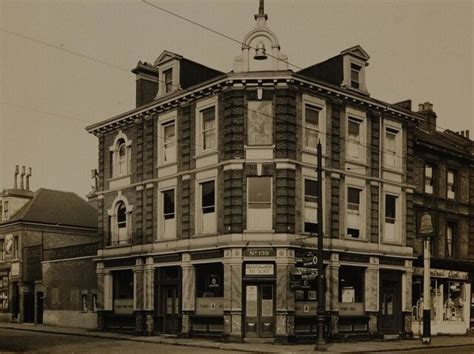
[411,267,471,336]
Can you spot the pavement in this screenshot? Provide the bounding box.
[1,322,474,353]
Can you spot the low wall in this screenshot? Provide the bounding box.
[43,310,97,330]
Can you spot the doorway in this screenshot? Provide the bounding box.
[154,267,181,335]
[36,292,44,324]
[23,291,34,323]
[379,271,402,335]
[244,283,275,338]
[160,286,180,334]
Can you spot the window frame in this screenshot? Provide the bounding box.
[447,169,456,200]
[304,104,320,150]
[158,111,178,166]
[163,68,173,94]
[303,178,319,234]
[346,109,366,163]
[446,221,458,259]
[424,163,435,194]
[162,188,176,221]
[350,63,361,89]
[345,180,365,240]
[246,176,273,231]
[196,97,218,156]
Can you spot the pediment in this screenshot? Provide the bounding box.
[154,50,183,66]
[340,45,370,61]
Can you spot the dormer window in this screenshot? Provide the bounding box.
[350,64,361,89]
[163,68,173,93]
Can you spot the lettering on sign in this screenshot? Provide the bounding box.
[244,248,275,257]
[339,302,365,316]
[245,264,274,276]
[413,267,469,281]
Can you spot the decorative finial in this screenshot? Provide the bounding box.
[255,0,268,21]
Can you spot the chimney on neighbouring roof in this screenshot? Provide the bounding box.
[14,165,19,189]
[418,101,437,133]
[26,167,32,191]
[131,61,159,108]
[20,166,25,190]
[466,130,470,139]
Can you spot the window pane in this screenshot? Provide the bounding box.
[248,101,272,145]
[304,179,318,202]
[164,69,173,93]
[202,107,215,129]
[305,106,319,127]
[385,132,396,152]
[425,165,433,178]
[117,203,126,226]
[203,131,215,150]
[248,177,271,203]
[348,120,360,138]
[347,187,360,205]
[201,181,215,211]
[448,171,455,184]
[164,123,175,143]
[163,190,175,217]
[385,195,396,221]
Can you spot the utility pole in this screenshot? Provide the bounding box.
[315,140,326,348]
[419,212,434,344]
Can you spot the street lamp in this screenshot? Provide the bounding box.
[315,139,327,348]
[419,212,434,344]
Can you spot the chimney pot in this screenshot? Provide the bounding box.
[418,103,424,112]
[20,166,25,190]
[461,131,465,137]
[14,165,19,189]
[26,167,32,191]
[466,130,470,139]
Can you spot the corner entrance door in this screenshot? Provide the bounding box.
[244,284,275,338]
[379,272,402,335]
[161,286,180,334]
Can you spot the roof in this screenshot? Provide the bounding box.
[3,188,98,229]
[415,128,471,158]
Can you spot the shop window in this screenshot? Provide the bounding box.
[424,164,434,194]
[113,270,134,315]
[247,101,272,146]
[347,187,362,239]
[247,176,272,230]
[304,179,318,234]
[198,180,216,234]
[196,264,224,298]
[81,294,88,312]
[447,170,456,199]
[0,276,8,311]
[422,278,466,322]
[446,221,459,258]
[162,189,176,239]
[339,266,364,303]
[304,104,320,149]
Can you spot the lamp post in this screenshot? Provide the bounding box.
[315,140,326,348]
[419,212,434,344]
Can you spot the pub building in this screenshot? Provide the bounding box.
[88,1,424,341]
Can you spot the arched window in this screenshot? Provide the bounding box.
[118,140,127,176]
[108,198,132,245]
[110,133,131,178]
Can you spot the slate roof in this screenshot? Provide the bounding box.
[3,188,97,229]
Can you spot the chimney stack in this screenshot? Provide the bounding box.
[14,165,19,189]
[26,167,32,191]
[466,130,470,139]
[418,101,437,133]
[20,166,25,190]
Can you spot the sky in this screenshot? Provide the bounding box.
[1,0,473,197]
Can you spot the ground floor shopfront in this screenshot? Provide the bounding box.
[411,267,471,336]
[96,247,414,341]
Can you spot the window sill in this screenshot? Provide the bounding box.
[243,229,275,233]
[382,165,403,174]
[108,174,131,182]
[194,150,218,159]
[105,242,131,249]
[344,236,368,242]
[194,232,219,238]
[245,144,275,149]
[345,158,368,168]
[382,240,403,246]
[157,161,177,168]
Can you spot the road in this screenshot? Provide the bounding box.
[380,346,474,354]
[0,328,235,353]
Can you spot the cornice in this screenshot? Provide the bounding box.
[86,71,424,136]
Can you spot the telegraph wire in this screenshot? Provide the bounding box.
[1,101,94,124]
[140,0,304,71]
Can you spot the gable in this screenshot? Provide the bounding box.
[154,50,183,66]
[340,45,370,61]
